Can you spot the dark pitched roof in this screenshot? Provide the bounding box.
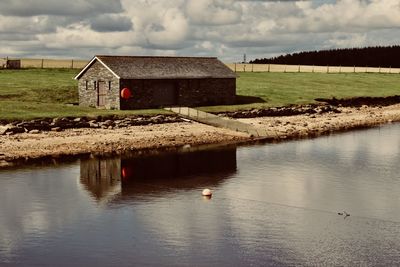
[75,55,236,80]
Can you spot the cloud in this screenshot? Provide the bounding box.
[1,0,400,61]
[186,0,242,25]
[89,15,133,32]
[144,8,188,49]
[0,0,123,17]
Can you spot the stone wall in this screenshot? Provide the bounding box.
[78,61,120,109]
[120,78,236,109]
[79,61,236,110]
[181,78,236,106]
[120,79,161,109]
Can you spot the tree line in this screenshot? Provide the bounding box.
[250,46,400,68]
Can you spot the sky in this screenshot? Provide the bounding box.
[0,0,400,62]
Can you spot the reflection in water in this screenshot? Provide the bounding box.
[80,147,237,203]
[2,124,400,266]
[80,158,121,202]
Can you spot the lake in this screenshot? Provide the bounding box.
[1,124,400,266]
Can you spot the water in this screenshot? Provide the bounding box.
[1,124,400,266]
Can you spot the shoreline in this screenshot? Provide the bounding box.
[1,104,400,168]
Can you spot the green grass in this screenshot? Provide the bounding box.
[0,68,167,121]
[1,69,399,121]
[201,72,400,112]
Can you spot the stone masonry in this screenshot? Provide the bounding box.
[78,61,120,109]
[77,56,237,110]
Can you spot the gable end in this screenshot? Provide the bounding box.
[74,56,120,80]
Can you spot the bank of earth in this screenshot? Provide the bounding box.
[1,103,400,168]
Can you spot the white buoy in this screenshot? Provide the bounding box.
[202,188,212,196]
[182,144,191,149]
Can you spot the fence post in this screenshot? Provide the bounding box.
[389,66,391,74]
[365,66,368,73]
[41,59,44,69]
[379,66,381,73]
[251,64,254,72]
[234,63,236,72]
[298,65,300,73]
[354,65,355,73]
[339,66,341,74]
[284,65,286,73]
[327,65,329,73]
[243,64,246,72]
[267,64,270,72]
[312,65,314,73]
[71,59,74,69]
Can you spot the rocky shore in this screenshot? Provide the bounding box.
[240,104,400,141]
[218,104,340,118]
[1,101,400,168]
[0,114,184,135]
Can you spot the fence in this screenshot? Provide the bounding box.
[165,106,277,138]
[0,58,89,69]
[2,57,400,73]
[225,63,400,74]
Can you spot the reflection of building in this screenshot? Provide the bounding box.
[80,147,237,203]
[80,158,121,201]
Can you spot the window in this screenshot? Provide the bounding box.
[85,80,88,90]
[108,81,111,90]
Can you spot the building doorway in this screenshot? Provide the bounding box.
[97,81,107,107]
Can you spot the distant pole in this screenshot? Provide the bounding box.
[71,59,74,69]
[251,64,254,72]
[267,64,270,72]
[234,63,236,72]
[41,58,44,69]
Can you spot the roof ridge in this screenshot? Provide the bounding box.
[75,55,236,80]
[96,55,218,59]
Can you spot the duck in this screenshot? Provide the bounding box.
[337,211,350,218]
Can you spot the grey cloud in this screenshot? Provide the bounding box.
[89,15,133,32]
[1,0,400,62]
[239,0,304,1]
[0,0,123,17]
[186,0,242,25]
[148,23,166,32]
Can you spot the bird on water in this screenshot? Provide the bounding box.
[338,211,350,218]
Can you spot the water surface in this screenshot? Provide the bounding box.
[1,124,400,266]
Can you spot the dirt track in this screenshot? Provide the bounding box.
[1,104,400,168]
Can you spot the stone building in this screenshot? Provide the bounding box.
[74,55,237,109]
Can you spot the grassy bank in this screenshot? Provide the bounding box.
[201,72,400,112]
[0,69,165,121]
[0,69,399,120]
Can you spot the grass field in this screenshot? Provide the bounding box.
[0,69,399,121]
[201,72,400,112]
[0,69,166,121]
